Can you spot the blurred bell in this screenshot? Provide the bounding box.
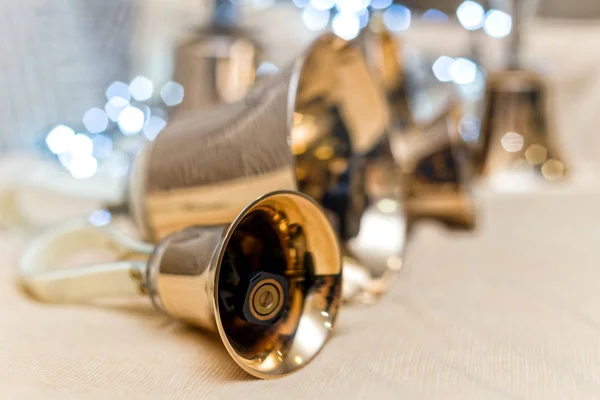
[20,191,342,379]
[475,0,567,183]
[172,0,261,113]
[393,102,476,229]
[358,27,475,230]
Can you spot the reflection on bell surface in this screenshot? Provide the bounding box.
[475,0,568,185]
[358,27,475,231]
[476,69,567,183]
[129,33,405,302]
[394,103,476,230]
[20,191,342,379]
[172,0,260,113]
[173,26,260,112]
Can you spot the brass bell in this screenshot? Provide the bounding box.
[359,27,475,230]
[172,1,261,113]
[474,0,567,183]
[19,191,342,379]
[130,33,404,296]
[393,103,476,230]
[476,69,567,183]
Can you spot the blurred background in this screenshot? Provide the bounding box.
[0,0,598,185]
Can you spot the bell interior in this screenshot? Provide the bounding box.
[215,193,341,378]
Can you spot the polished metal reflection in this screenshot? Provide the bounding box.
[173,25,260,113]
[475,69,567,182]
[359,28,475,230]
[129,33,404,302]
[394,103,476,229]
[475,0,567,183]
[20,191,342,379]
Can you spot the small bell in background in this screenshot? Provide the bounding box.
[474,0,568,187]
[172,0,261,114]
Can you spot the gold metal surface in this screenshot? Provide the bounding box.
[173,26,260,113]
[359,28,475,230]
[475,68,568,182]
[19,191,342,379]
[128,33,405,302]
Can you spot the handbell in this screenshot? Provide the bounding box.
[172,1,260,112]
[359,28,475,230]
[130,33,403,296]
[474,0,568,183]
[19,191,342,379]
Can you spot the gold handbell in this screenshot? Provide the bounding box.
[475,68,567,182]
[358,27,475,230]
[173,24,260,113]
[130,33,404,303]
[19,191,343,379]
[393,103,476,230]
[474,0,567,183]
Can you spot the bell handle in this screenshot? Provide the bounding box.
[18,218,153,303]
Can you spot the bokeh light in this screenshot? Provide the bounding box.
[302,6,330,31]
[105,81,131,102]
[129,76,154,101]
[46,125,75,155]
[432,56,454,82]
[370,0,392,10]
[484,9,512,38]
[118,106,145,135]
[421,9,449,22]
[332,12,361,40]
[105,96,130,122]
[160,81,185,107]
[383,5,411,32]
[456,1,485,30]
[143,116,167,141]
[82,108,109,134]
[70,134,94,157]
[310,0,334,10]
[449,58,477,85]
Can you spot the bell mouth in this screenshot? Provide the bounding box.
[288,33,393,242]
[213,190,342,379]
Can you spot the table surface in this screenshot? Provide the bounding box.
[1,153,600,399]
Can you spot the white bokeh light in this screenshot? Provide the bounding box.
[432,56,455,82]
[456,1,485,30]
[60,153,98,179]
[46,125,75,155]
[358,8,369,28]
[450,58,477,85]
[370,0,392,10]
[383,4,411,32]
[302,6,330,31]
[143,116,167,141]
[70,134,93,157]
[334,0,369,13]
[82,107,108,134]
[160,81,185,107]
[332,12,360,40]
[421,8,449,22]
[292,0,310,7]
[310,0,334,10]
[118,106,145,135]
[256,62,279,76]
[129,76,154,101]
[105,96,130,122]
[484,9,512,38]
[105,81,131,102]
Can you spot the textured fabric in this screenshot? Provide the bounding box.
[2,157,600,398]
